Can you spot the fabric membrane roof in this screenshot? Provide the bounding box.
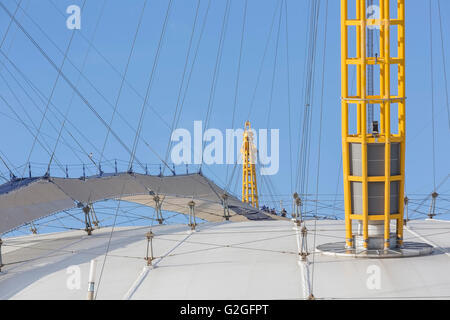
[0,173,275,235]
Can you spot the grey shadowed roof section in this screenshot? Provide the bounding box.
[0,173,275,235]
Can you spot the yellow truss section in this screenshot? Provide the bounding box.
[241,121,259,208]
[341,0,406,248]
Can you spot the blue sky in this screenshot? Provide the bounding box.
[0,0,448,225]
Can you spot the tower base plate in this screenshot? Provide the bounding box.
[316,241,433,259]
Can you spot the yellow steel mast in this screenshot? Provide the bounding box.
[341,0,405,249]
[241,121,259,208]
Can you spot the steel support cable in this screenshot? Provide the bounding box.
[91,210,158,224]
[304,3,321,203]
[162,244,296,259]
[99,0,148,168]
[230,0,248,135]
[0,72,81,171]
[225,0,248,186]
[2,241,146,261]
[261,174,277,209]
[265,168,281,205]
[165,234,301,254]
[203,0,231,135]
[266,0,283,129]
[302,1,321,159]
[19,0,168,142]
[95,202,152,210]
[225,160,241,194]
[311,0,328,297]
[0,0,23,83]
[6,213,80,236]
[229,0,283,191]
[2,0,29,55]
[412,175,449,213]
[0,159,25,181]
[297,0,313,112]
[2,1,165,173]
[258,173,274,209]
[295,1,319,193]
[50,211,69,229]
[0,0,22,48]
[0,140,21,178]
[295,0,321,213]
[257,171,269,207]
[0,148,18,169]
[198,165,229,195]
[257,0,284,208]
[128,0,173,171]
[0,173,9,182]
[100,217,149,229]
[199,0,231,170]
[0,68,88,164]
[284,0,293,194]
[429,0,437,192]
[0,47,137,170]
[96,204,160,221]
[113,178,161,226]
[167,0,211,168]
[0,74,85,177]
[225,1,282,192]
[256,157,279,209]
[95,181,128,299]
[437,0,450,131]
[0,94,66,172]
[158,234,299,258]
[297,2,315,172]
[303,111,315,214]
[157,229,300,236]
[42,0,171,130]
[0,0,23,178]
[246,0,282,121]
[165,233,299,249]
[0,58,99,172]
[19,0,86,179]
[0,154,15,178]
[57,210,85,224]
[47,0,107,175]
[301,2,321,196]
[142,197,226,220]
[331,62,356,216]
[162,0,202,172]
[0,40,88,177]
[12,199,72,231]
[408,204,449,217]
[0,3,148,172]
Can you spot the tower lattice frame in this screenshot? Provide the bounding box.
[241,121,259,208]
[341,0,406,249]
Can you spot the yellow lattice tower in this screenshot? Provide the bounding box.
[241,121,259,208]
[341,0,405,249]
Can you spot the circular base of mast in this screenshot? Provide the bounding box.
[316,241,433,259]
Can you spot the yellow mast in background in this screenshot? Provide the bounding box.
[241,121,259,208]
[341,0,405,249]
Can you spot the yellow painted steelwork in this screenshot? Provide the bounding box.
[341,0,405,248]
[241,121,259,208]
